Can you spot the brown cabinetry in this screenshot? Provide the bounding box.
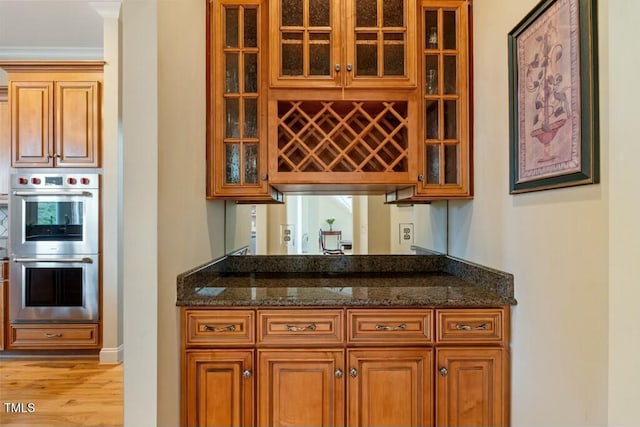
[269,0,416,88]
[207,0,281,202]
[8,323,100,349]
[182,306,510,427]
[0,261,7,351]
[258,349,344,427]
[0,86,8,195]
[207,0,472,199]
[0,62,103,168]
[184,350,254,427]
[348,348,433,427]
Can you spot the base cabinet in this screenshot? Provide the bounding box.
[258,350,344,427]
[348,349,433,427]
[184,351,254,427]
[436,348,507,427]
[181,307,510,427]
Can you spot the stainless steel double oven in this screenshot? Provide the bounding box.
[10,173,100,322]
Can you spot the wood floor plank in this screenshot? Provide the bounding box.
[0,359,123,427]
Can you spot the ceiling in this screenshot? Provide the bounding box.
[0,0,104,59]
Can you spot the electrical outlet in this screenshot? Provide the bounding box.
[399,223,414,246]
[281,224,295,247]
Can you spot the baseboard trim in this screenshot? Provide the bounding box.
[99,344,124,364]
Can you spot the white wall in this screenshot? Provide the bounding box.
[156,0,226,425]
[121,0,158,425]
[447,0,609,425]
[607,1,640,425]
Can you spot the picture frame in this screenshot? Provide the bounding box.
[508,0,599,194]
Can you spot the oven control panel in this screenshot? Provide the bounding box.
[11,174,99,190]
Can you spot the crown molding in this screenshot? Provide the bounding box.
[90,1,122,20]
[0,47,104,61]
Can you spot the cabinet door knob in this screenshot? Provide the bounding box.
[335,64,341,72]
[439,367,448,377]
[243,369,252,379]
[335,369,343,378]
[349,368,358,378]
[261,173,268,181]
[346,63,353,72]
[418,174,425,182]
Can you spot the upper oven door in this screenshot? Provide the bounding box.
[10,189,99,255]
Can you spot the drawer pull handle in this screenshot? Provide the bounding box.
[203,324,236,333]
[375,323,407,331]
[44,333,63,338]
[285,323,317,332]
[455,323,488,331]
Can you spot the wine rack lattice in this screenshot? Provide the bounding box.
[276,101,409,173]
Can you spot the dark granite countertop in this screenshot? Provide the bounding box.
[177,255,516,307]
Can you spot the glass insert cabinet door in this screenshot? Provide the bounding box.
[208,0,270,199]
[418,0,471,198]
[269,0,416,87]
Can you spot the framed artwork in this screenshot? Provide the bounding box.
[508,0,599,193]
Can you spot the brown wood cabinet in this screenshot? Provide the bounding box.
[8,323,100,349]
[0,86,9,195]
[207,0,282,202]
[348,348,433,427]
[269,0,416,88]
[436,348,507,427]
[0,261,7,351]
[258,349,344,427]
[0,61,103,168]
[181,306,510,427]
[207,0,473,200]
[185,350,254,427]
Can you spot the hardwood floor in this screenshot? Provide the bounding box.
[0,359,123,427]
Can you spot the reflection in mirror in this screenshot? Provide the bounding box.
[225,195,447,255]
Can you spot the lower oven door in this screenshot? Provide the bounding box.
[10,254,99,322]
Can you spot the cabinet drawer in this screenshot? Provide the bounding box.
[184,309,254,347]
[257,309,343,345]
[436,308,507,344]
[347,309,433,344]
[9,323,99,349]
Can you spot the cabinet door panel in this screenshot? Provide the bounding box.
[416,0,471,199]
[269,0,341,87]
[436,348,507,427]
[185,351,254,427]
[209,0,274,200]
[10,81,54,167]
[258,349,344,427]
[55,80,99,167]
[348,348,433,427]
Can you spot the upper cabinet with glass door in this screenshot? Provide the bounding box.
[414,0,472,200]
[269,0,416,88]
[208,0,282,202]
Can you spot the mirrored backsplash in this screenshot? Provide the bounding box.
[225,195,447,256]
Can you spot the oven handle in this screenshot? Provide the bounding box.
[13,191,94,197]
[13,257,94,264]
